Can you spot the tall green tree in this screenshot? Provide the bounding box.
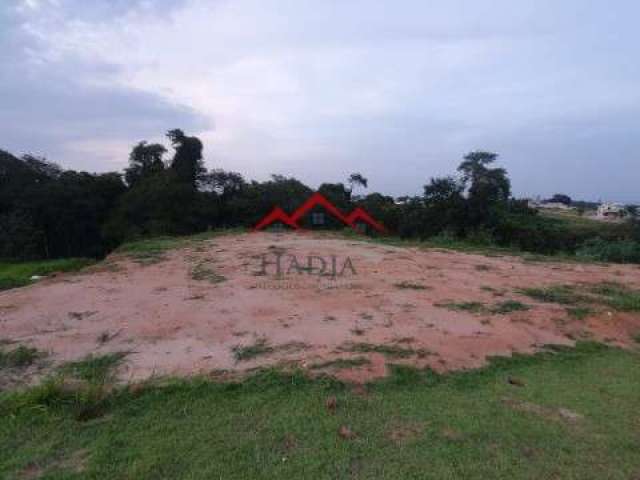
[318,182,352,211]
[422,176,467,236]
[204,169,246,199]
[347,173,368,197]
[457,151,510,227]
[167,129,205,187]
[124,142,167,187]
[0,149,125,259]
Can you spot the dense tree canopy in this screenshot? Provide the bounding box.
[347,173,368,196]
[1,137,637,261]
[167,129,205,187]
[548,194,572,205]
[124,142,167,187]
[0,150,125,259]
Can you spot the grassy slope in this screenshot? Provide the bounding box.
[0,258,93,291]
[0,220,614,293]
[334,229,587,263]
[115,228,243,264]
[0,229,242,292]
[2,230,639,478]
[1,344,639,479]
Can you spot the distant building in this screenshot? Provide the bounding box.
[527,199,575,211]
[253,192,387,234]
[597,202,628,219]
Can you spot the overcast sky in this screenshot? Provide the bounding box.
[2,0,639,202]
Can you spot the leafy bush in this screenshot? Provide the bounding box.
[492,214,584,254]
[576,238,640,264]
[0,345,41,368]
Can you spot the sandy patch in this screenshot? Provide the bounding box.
[1,232,639,383]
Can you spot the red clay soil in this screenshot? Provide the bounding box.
[1,232,640,384]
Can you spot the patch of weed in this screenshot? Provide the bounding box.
[475,264,492,271]
[338,342,430,359]
[586,282,640,312]
[310,357,371,370]
[491,300,530,314]
[3,353,127,422]
[191,263,226,284]
[437,299,530,315]
[117,238,180,264]
[61,352,127,384]
[518,285,586,305]
[393,281,429,290]
[232,338,274,361]
[520,282,640,313]
[117,229,243,265]
[436,301,488,314]
[566,306,594,320]
[0,345,41,368]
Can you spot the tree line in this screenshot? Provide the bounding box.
[1,129,638,262]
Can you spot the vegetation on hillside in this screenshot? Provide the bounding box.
[2,134,638,264]
[0,258,93,290]
[1,343,639,479]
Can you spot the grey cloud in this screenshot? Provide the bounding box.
[1,1,206,171]
[1,0,639,201]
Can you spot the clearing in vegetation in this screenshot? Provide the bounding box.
[1,231,639,385]
[1,231,640,479]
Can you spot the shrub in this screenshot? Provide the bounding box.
[0,345,41,368]
[576,238,640,264]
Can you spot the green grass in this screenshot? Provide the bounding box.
[538,209,605,228]
[191,262,227,284]
[60,352,127,384]
[518,285,587,305]
[232,340,309,362]
[436,300,530,315]
[232,338,275,361]
[333,229,588,264]
[577,238,640,263]
[338,342,431,359]
[1,353,127,424]
[566,306,594,320]
[0,258,93,291]
[117,229,242,264]
[520,282,640,313]
[585,282,640,312]
[436,301,488,313]
[116,237,184,264]
[1,343,639,478]
[0,345,41,368]
[310,357,371,370]
[491,300,530,314]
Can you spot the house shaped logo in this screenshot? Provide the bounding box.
[254,192,387,234]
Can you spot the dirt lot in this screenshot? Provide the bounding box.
[2,232,640,384]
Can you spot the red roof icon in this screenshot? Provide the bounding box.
[254,192,387,233]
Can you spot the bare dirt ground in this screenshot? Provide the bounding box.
[2,232,640,384]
